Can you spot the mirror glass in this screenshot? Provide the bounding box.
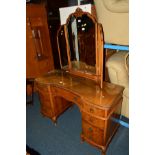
[58,26,68,69]
[67,14,96,74]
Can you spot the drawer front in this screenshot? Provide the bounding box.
[82,120,104,145]
[52,87,83,108]
[83,103,105,118]
[82,112,105,130]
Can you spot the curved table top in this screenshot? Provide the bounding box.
[35,70,124,109]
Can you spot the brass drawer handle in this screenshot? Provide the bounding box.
[90,108,94,113]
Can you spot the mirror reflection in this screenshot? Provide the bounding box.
[67,14,96,74]
[58,26,68,69]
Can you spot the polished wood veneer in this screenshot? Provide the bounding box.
[26,3,54,79]
[35,70,124,155]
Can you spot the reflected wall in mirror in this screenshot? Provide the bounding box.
[57,26,69,69]
[67,11,96,74]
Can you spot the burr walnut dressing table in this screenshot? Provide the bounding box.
[35,8,124,155]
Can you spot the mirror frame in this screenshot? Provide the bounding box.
[57,8,105,88]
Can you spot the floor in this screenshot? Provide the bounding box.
[26,93,129,155]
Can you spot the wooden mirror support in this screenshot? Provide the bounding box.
[57,8,105,88]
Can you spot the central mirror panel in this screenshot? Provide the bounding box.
[67,14,96,74]
[57,26,69,69]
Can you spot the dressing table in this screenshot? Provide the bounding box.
[35,8,124,155]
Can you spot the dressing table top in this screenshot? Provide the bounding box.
[35,70,124,109]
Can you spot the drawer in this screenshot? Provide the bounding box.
[82,120,104,145]
[52,87,83,108]
[83,103,105,118]
[36,84,49,93]
[82,112,105,130]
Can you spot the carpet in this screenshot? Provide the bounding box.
[26,93,129,155]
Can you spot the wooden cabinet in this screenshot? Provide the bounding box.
[82,120,104,145]
[26,3,54,78]
[81,97,123,152]
[36,83,73,122]
[35,70,124,155]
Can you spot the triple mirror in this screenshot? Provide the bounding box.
[57,8,104,88]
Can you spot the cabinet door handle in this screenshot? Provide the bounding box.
[32,29,43,60]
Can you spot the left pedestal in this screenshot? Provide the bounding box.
[36,83,73,123]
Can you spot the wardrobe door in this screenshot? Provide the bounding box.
[26,4,54,78]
